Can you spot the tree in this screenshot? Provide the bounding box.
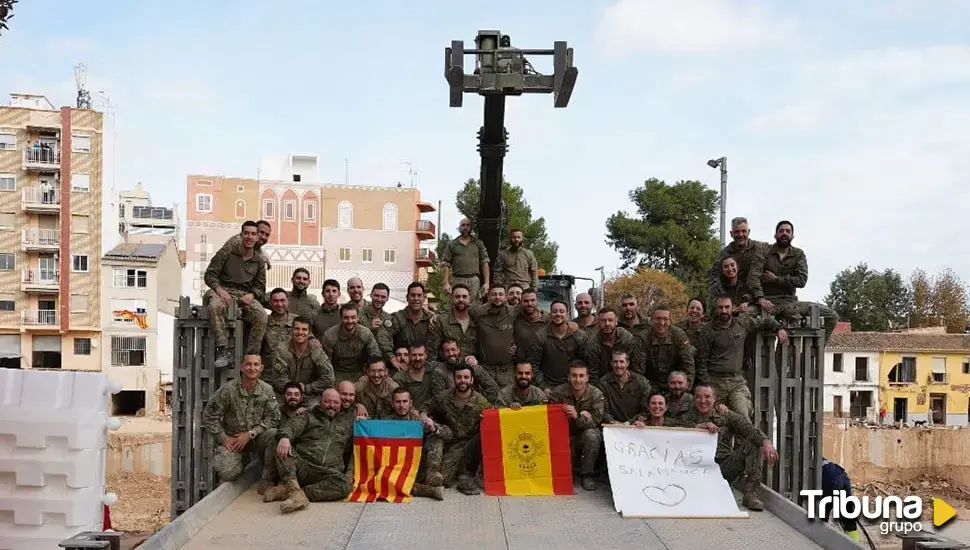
[424,231,450,307]
[605,178,719,296]
[455,178,558,271]
[909,269,933,328]
[603,268,689,323]
[0,1,17,37]
[824,263,911,331]
[929,269,970,333]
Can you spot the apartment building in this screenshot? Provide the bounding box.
[118,181,180,245]
[0,93,103,369]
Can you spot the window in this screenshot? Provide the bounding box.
[0,292,14,311]
[72,255,89,272]
[199,234,208,263]
[362,248,373,263]
[932,357,947,383]
[71,134,91,153]
[71,174,90,192]
[382,203,398,230]
[236,185,245,193]
[293,174,301,183]
[304,201,316,222]
[0,133,15,150]
[112,299,147,323]
[73,338,91,355]
[337,201,353,229]
[338,247,351,262]
[0,213,14,229]
[963,358,969,374]
[0,253,14,270]
[70,294,88,313]
[196,194,212,213]
[888,357,917,383]
[72,215,90,233]
[111,336,147,366]
[854,357,869,382]
[235,199,245,219]
[263,199,275,219]
[384,249,396,264]
[284,200,296,221]
[114,268,148,288]
[832,353,843,372]
[0,174,14,191]
[197,179,212,187]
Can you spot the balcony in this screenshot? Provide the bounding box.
[22,309,58,327]
[22,228,60,252]
[22,186,60,213]
[416,247,435,266]
[21,269,59,293]
[417,201,437,213]
[416,219,436,240]
[23,147,61,171]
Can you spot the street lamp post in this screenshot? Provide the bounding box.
[594,266,605,306]
[707,157,728,247]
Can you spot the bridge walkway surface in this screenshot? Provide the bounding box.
[179,483,822,550]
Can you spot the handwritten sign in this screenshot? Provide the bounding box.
[602,425,749,519]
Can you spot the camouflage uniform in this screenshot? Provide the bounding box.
[261,312,295,376]
[425,389,492,486]
[694,314,782,418]
[358,305,392,342]
[202,378,280,482]
[714,279,754,314]
[748,243,838,337]
[674,407,768,499]
[527,325,587,388]
[636,325,696,391]
[379,309,436,367]
[272,341,335,405]
[223,234,271,307]
[513,310,548,363]
[547,383,605,477]
[675,319,704,347]
[428,360,503,406]
[498,384,547,408]
[321,325,382,383]
[494,245,539,289]
[380,408,444,485]
[619,316,648,334]
[312,304,341,342]
[599,371,652,424]
[708,239,768,298]
[274,406,355,502]
[581,327,645,381]
[355,378,399,419]
[471,304,516,388]
[441,236,489,299]
[392,368,435,412]
[203,242,268,354]
[287,289,320,320]
[263,405,305,483]
[664,393,694,422]
[432,310,479,362]
[572,316,599,339]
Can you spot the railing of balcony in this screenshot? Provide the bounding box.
[22,186,60,206]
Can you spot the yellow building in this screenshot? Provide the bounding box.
[0,93,103,370]
[827,330,970,426]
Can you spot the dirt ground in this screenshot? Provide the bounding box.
[106,471,171,535]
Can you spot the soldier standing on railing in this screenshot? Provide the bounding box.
[441,218,490,301]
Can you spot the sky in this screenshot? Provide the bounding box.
[3,0,969,301]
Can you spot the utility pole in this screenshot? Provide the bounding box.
[707,157,728,247]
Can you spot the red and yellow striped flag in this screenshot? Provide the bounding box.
[347,420,423,503]
[481,404,574,496]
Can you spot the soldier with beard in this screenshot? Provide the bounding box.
[383,387,444,501]
[312,279,343,340]
[336,380,367,425]
[431,284,478,362]
[505,283,523,306]
[636,306,695,391]
[511,288,547,363]
[664,371,694,421]
[528,300,587,390]
[345,277,368,310]
[271,316,334,406]
[221,220,273,308]
[582,307,644,382]
[429,338,502,405]
[618,293,648,333]
[600,351,652,425]
[441,218,490,300]
[471,285,517,388]
[547,362,605,491]
[392,343,434,411]
[494,229,539,290]
[259,382,308,495]
[380,283,436,371]
[498,362,547,408]
[677,298,706,346]
[708,216,767,298]
[572,293,598,337]
[321,303,382,383]
[355,360,398,419]
[359,283,392,336]
[261,289,323,379]
[748,220,839,338]
[286,268,320,320]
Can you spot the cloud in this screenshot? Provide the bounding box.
[595,0,796,55]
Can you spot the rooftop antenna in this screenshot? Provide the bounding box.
[74,63,91,109]
[401,162,418,188]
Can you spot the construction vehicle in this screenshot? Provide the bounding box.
[537,274,595,318]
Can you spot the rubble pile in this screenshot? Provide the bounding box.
[854,474,970,520]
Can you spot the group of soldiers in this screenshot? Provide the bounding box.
[200,215,834,515]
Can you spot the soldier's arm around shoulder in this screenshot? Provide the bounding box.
[250,260,267,304]
[308,348,335,394]
[255,386,281,434]
[746,247,768,300]
[202,243,231,290]
[361,326,383,361]
[202,384,230,441]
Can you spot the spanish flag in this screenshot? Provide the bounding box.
[347,420,423,503]
[481,404,574,496]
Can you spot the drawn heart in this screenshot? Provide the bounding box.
[642,484,687,507]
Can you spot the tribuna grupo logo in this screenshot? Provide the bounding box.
[801,490,924,535]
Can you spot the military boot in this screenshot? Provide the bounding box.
[279,479,310,514]
[214,347,233,369]
[411,483,444,501]
[425,467,444,487]
[456,475,480,496]
[742,477,764,511]
[262,483,289,503]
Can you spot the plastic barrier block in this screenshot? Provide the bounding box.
[0,446,103,488]
[0,522,100,550]
[0,407,110,450]
[0,369,113,412]
[0,484,105,527]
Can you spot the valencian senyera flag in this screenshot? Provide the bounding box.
[347,419,423,503]
[481,404,574,496]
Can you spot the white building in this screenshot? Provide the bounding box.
[824,345,880,420]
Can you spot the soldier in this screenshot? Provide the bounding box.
[203,221,268,368]
[695,296,788,418]
[359,283,392,335]
[494,229,539,290]
[202,354,279,485]
[677,298,706,345]
[273,316,335,406]
[748,220,839,337]
[393,346,410,371]
[287,268,320,320]
[528,300,587,390]
[355,360,398,419]
[264,388,355,513]
[431,283,478,362]
[422,365,492,495]
[384,387,444,501]
[573,293,598,337]
[600,351,652,425]
[548,362,605,491]
[261,288,295,376]
[511,287,547,363]
[380,282,436,369]
[321,303,382,383]
[470,285,517,388]
[312,279,342,341]
[505,283,523,306]
[498,361,547,409]
[644,393,670,427]
[676,383,780,511]
[716,257,754,315]
[664,371,694,421]
[582,307,644,381]
[441,218,490,300]
[259,381,308,494]
[345,277,368,310]
[637,306,695,391]
[429,338,503,405]
[336,380,367,423]
[220,219,273,277]
[618,293,648,332]
[708,216,767,298]
[392,343,434,411]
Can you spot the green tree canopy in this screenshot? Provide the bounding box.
[0,1,17,37]
[824,263,911,331]
[605,178,720,295]
[454,178,558,272]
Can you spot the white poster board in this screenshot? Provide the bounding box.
[603,425,749,519]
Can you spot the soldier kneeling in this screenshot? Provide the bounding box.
[382,387,444,500]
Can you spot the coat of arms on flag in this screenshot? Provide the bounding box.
[480,404,574,496]
[348,419,423,503]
